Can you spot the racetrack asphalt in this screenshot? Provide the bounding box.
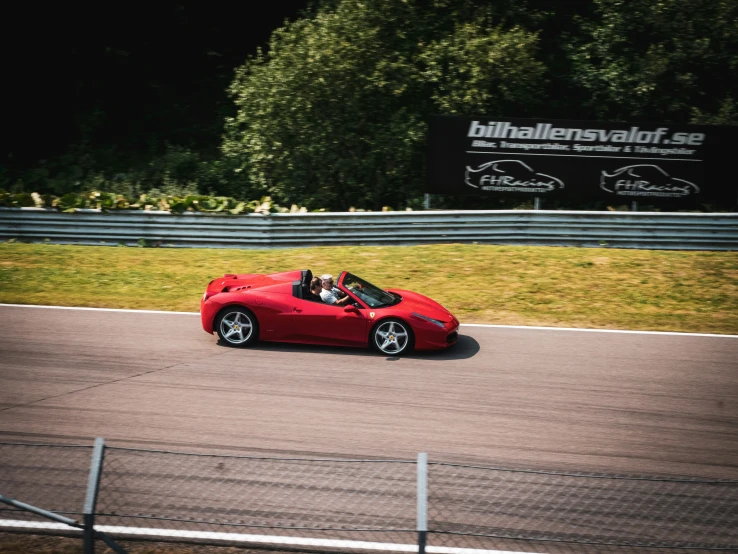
[0,304,737,479]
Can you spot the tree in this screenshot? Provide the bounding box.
[223,0,546,211]
[567,0,738,124]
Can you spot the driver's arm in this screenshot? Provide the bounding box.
[335,294,353,305]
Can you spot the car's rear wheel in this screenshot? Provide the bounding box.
[371,318,414,356]
[215,306,259,347]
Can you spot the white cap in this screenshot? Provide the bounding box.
[320,274,333,280]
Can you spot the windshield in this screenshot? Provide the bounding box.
[342,272,399,308]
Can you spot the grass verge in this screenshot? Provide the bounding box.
[0,242,736,334]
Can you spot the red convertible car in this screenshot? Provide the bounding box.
[200,269,459,355]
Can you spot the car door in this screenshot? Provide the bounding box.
[291,296,368,346]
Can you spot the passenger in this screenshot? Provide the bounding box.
[308,277,323,302]
[319,274,353,306]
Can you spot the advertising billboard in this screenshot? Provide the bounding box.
[427,115,733,205]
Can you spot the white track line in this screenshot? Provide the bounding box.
[1,303,736,338]
[0,303,199,316]
[0,520,544,554]
[459,323,738,338]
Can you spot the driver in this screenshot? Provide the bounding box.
[319,274,354,306]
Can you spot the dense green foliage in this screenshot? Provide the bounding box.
[4,0,736,211]
[223,0,545,210]
[568,0,738,124]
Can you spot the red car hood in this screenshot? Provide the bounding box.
[385,289,456,323]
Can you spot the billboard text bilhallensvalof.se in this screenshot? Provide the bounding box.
[467,121,705,146]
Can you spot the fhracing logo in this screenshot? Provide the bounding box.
[600,165,700,197]
[465,160,564,193]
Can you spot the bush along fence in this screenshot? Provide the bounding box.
[0,189,405,215]
[1,439,737,553]
[0,189,314,215]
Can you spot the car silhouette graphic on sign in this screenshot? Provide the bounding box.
[465,159,564,192]
[600,164,700,197]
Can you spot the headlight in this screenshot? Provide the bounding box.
[411,312,446,328]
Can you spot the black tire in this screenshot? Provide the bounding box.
[371,318,414,356]
[214,306,259,347]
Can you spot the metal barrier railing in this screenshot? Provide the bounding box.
[1,207,737,250]
[1,439,737,552]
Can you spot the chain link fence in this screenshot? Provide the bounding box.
[96,447,417,546]
[426,462,738,551]
[1,441,737,553]
[0,443,92,525]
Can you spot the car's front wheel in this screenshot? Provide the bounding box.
[215,306,259,347]
[371,318,414,356]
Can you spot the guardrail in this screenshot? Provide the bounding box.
[1,207,737,250]
[1,440,737,552]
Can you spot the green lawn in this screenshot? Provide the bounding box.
[1,242,737,334]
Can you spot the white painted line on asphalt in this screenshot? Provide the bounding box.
[1,303,736,338]
[0,519,80,531]
[0,303,199,315]
[0,520,544,554]
[459,323,738,338]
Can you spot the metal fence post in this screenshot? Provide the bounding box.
[417,452,428,554]
[83,438,105,554]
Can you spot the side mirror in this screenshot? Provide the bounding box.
[344,305,359,313]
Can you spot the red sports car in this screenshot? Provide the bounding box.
[200,269,459,355]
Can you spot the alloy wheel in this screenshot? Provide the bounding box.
[374,320,409,355]
[219,310,253,345]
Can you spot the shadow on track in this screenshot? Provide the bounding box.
[218,333,481,361]
[405,334,480,361]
